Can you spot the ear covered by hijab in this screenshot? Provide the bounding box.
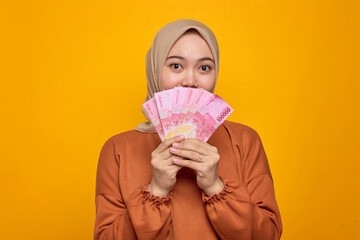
[135,19,220,134]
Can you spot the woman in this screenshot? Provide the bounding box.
[94,19,283,240]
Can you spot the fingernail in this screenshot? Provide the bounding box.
[178,135,185,139]
[172,143,179,147]
[170,147,177,152]
[173,158,179,163]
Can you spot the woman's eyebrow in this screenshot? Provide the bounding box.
[166,55,214,63]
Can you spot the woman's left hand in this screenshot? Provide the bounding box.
[169,138,224,196]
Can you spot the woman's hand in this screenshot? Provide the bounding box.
[147,135,186,197]
[169,138,224,196]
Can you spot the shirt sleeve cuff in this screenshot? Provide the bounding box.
[141,183,172,208]
[201,176,232,204]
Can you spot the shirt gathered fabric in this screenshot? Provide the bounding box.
[93,120,283,240]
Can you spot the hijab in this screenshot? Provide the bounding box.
[135,19,220,133]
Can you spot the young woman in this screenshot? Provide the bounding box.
[94,19,283,240]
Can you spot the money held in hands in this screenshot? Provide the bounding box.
[143,87,234,142]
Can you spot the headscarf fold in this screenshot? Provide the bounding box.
[135,19,220,133]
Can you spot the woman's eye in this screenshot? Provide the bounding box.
[201,65,211,71]
[170,64,182,70]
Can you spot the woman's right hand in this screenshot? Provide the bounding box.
[147,135,186,197]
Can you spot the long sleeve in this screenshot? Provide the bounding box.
[202,128,283,240]
[126,184,173,239]
[94,138,136,239]
[94,137,174,240]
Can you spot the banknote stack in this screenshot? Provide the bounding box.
[143,87,234,142]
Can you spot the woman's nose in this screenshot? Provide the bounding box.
[181,70,198,88]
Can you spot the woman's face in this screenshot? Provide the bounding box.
[159,31,216,92]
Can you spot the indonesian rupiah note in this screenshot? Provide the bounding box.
[169,87,186,136]
[165,88,213,139]
[143,87,233,142]
[142,98,165,140]
[154,89,173,138]
[185,94,234,142]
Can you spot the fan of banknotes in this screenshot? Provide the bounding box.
[143,87,234,142]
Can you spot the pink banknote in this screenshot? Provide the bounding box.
[185,88,213,124]
[165,88,202,138]
[142,98,165,140]
[154,89,173,137]
[185,94,234,142]
[142,87,233,142]
[170,87,187,134]
[178,88,198,126]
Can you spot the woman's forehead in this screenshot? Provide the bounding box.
[167,32,213,58]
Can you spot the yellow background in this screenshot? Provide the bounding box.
[1,0,359,239]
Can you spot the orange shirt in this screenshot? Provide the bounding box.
[94,120,283,240]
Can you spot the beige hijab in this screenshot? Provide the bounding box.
[135,19,220,133]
